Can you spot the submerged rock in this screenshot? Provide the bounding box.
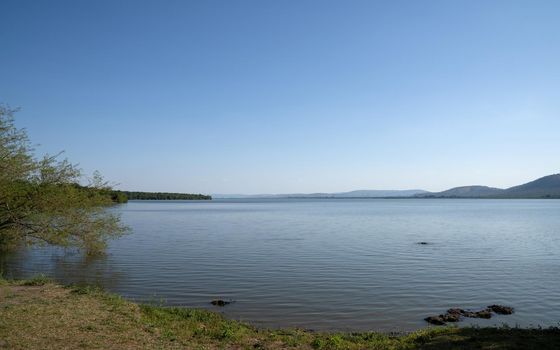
[425,309,462,325]
[424,315,446,325]
[473,309,493,319]
[449,307,496,318]
[211,299,231,306]
[447,308,464,315]
[441,313,461,322]
[425,304,509,325]
[459,308,492,319]
[452,305,513,317]
[488,305,514,315]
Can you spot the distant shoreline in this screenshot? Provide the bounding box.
[114,191,212,202]
[213,173,560,200]
[209,196,560,200]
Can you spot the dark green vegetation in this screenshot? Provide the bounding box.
[418,174,560,198]
[116,190,212,201]
[0,106,127,254]
[1,278,559,349]
[110,190,129,203]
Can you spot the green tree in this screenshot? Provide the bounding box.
[0,105,127,254]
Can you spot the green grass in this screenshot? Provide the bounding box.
[0,273,52,286]
[1,278,560,349]
[19,274,51,286]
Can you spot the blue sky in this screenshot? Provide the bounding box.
[1,0,559,194]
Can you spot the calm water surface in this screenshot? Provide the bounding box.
[2,199,560,331]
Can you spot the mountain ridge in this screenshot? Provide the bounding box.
[214,174,560,199]
[419,174,560,198]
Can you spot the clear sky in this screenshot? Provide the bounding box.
[1,0,559,194]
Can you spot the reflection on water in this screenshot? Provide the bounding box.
[2,199,560,331]
[1,246,124,290]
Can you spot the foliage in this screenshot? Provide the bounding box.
[20,274,51,286]
[110,191,129,203]
[0,105,127,254]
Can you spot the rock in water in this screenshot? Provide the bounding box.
[475,309,492,319]
[425,304,513,324]
[424,315,446,325]
[488,305,514,315]
[211,299,231,306]
[447,308,465,315]
[441,313,461,322]
[461,309,492,319]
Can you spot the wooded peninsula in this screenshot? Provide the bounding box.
[115,191,212,201]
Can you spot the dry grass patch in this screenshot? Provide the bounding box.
[0,281,165,349]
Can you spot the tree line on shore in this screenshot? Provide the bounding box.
[112,191,211,202]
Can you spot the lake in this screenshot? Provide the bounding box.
[1,199,559,331]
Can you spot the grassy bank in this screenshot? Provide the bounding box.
[1,277,559,349]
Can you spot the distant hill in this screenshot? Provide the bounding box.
[419,174,560,199]
[215,174,560,200]
[500,174,560,198]
[418,186,504,198]
[213,189,428,199]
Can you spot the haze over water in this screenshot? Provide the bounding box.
[2,199,560,331]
